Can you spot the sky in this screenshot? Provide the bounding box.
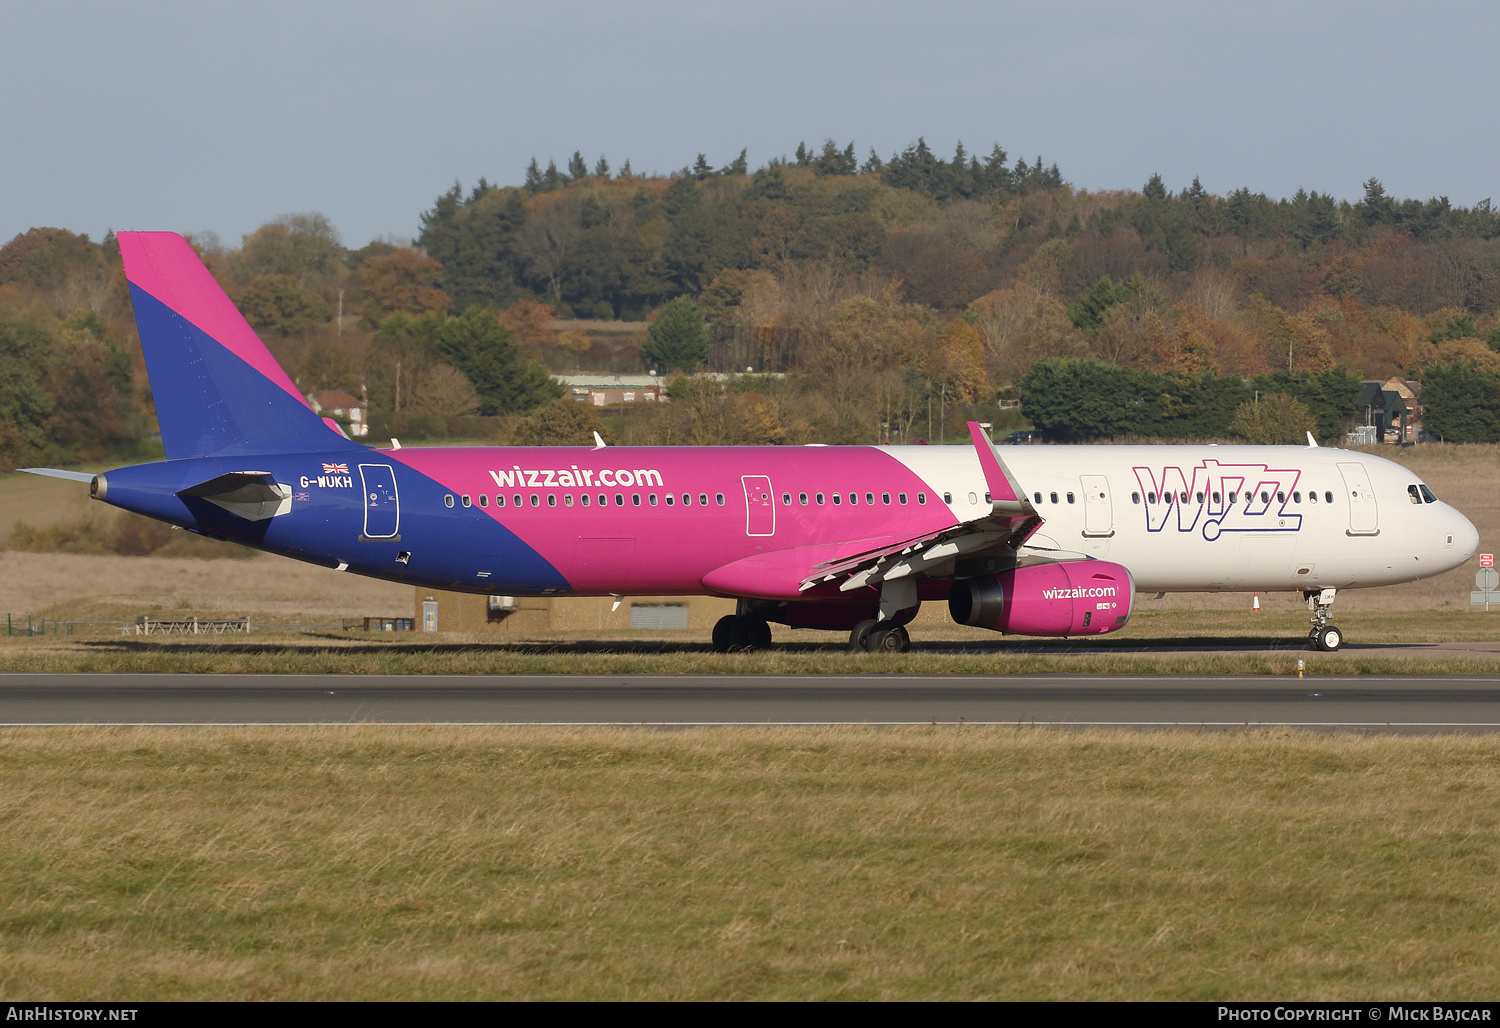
[2,0,1496,250]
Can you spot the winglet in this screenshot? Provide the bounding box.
[967,422,1035,517]
[593,431,607,449]
[1306,431,1318,448]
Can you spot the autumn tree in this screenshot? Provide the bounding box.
[237,275,331,335]
[357,248,450,324]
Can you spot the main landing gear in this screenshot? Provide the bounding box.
[849,619,910,653]
[1305,587,1342,652]
[711,613,772,652]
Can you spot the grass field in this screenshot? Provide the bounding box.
[1,726,1498,1000]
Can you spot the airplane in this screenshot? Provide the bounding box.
[21,232,1481,653]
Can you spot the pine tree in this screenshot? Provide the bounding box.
[524,158,543,191]
[643,296,711,371]
[594,156,610,178]
[568,151,588,180]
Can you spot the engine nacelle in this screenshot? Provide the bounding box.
[948,561,1135,637]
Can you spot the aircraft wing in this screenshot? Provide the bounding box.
[798,423,1043,593]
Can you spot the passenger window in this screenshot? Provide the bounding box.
[1276,491,1285,503]
[968,492,978,505]
[1179,492,1187,502]
[1212,492,1221,504]
[917,493,926,504]
[665,493,674,506]
[513,494,522,508]
[1132,492,1141,504]
[530,495,539,507]
[716,493,725,506]
[849,493,857,505]
[1228,492,1236,503]
[581,494,590,507]
[816,493,825,505]
[1195,492,1203,503]
[984,492,991,504]
[1034,492,1043,503]
[496,494,505,507]
[599,494,607,507]
[782,493,791,505]
[833,493,842,505]
[683,493,691,506]
[699,493,709,506]
[800,492,808,505]
[1325,491,1334,503]
[479,494,488,508]
[649,494,657,506]
[1293,491,1301,503]
[1067,492,1075,504]
[1147,492,1156,504]
[632,494,641,506]
[899,493,907,504]
[1309,492,1317,504]
[565,494,573,507]
[1050,492,1059,504]
[461,494,471,507]
[866,492,875,505]
[882,492,890,504]
[548,495,556,507]
[615,494,624,506]
[943,492,952,504]
[444,495,454,508]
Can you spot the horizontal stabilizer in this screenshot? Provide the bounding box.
[19,468,95,483]
[178,471,291,521]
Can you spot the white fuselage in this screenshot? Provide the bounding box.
[889,444,1478,593]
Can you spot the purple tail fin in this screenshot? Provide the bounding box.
[119,232,358,459]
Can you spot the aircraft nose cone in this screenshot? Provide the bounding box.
[1451,507,1480,565]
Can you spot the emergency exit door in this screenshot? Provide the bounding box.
[741,475,775,537]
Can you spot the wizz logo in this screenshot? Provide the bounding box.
[1133,460,1302,541]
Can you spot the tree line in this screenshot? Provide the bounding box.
[10,134,1500,466]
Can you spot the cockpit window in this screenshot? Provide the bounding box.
[1408,484,1422,505]
[1420,484,1438,503]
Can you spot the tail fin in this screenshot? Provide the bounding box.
[118,231,359,459]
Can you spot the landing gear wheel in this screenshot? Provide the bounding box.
[743,617,772,650]
[849,619,878,652]
[711,615,737,653]
[869,624,910,653]
[1314,625,1343,652]
[714,614,771,652]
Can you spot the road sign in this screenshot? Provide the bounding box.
[1482,553,1494,568]
[1473,568,1500,609]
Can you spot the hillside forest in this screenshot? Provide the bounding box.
[7,137,1500,471]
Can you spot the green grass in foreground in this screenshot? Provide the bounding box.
[1,726,1498,1000]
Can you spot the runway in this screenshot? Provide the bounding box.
[2,673,1499,732]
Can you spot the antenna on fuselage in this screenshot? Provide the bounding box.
[1306,431,1318,448]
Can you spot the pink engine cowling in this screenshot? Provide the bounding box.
[948,561,1135,637]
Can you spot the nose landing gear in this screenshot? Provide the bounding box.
[1305,587,1342,652]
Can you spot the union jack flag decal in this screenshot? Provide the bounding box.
[322,463,349,474]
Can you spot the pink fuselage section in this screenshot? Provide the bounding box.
[391,445,953,597]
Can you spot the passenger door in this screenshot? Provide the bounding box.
[359,463,400,539]
[1337,462,1380,536]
